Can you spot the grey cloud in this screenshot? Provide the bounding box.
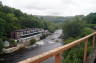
[25,5,52,11]
[1,0,96,16]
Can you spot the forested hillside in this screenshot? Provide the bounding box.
[0,2,57,39]
[36,15,72,23]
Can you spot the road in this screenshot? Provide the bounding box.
[1,30,63,63]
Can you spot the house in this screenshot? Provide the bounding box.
[10,28,48,43]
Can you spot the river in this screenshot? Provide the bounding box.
[0,30,63,63]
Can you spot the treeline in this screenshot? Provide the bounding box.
[0,2,57,39]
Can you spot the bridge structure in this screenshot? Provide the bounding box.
[18,32,96,63]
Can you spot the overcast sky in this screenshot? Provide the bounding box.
[0,0,96,16]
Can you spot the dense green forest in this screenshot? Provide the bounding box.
[0,2,58,39]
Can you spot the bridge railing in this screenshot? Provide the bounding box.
[18,32,96,63]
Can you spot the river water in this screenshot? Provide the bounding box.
[0,30,63,63]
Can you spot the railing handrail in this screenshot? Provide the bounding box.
[18,32,96,63]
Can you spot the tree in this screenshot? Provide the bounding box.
[86,13,96,24]
[13,9,23,17]
[1,6,13,13]
[0,18,6,37]
[62,17,85,39]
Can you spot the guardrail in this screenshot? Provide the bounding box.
[18,32,96,63]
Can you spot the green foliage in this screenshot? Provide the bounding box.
[63,45,84,63]
[86,13,96,24]
[0,18,6,36]
[63,37,84,63]
[47,22,57,33]
[64,37,79,44]
[0,38,4,52]
[9,39,17,46]
[80,27,94,37]
[85,24,96,29]
[63,37,93,63]
[62,16,94,63]
[62,17,85,39]
[30,38,37,45]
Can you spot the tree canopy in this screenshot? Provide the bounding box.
[86,13,96,24]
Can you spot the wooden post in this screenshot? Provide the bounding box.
[55,54,62,63]
[83,39,88,63]
[92,36,95,48]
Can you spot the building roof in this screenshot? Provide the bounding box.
[13,28,43,32]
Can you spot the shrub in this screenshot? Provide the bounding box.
[86,24,96,28]
[40,34,48,39]
[30,38,37,45]
[80,27,94,37]
[63,45,84,63]
[64,37,79,44]
[63,37,85,63]
[9,39,17,46]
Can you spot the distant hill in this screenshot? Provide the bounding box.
[35,15,72,23]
